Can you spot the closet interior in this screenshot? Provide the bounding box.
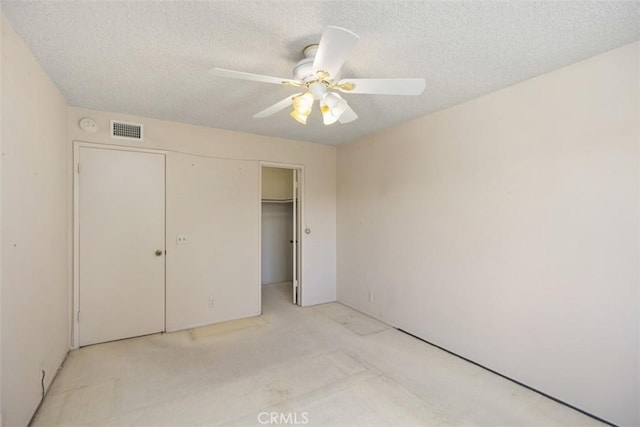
[261,167,295,302]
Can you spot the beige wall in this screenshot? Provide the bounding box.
[337,42,639,426]
[68,107,337,326]
[1,16,70,427]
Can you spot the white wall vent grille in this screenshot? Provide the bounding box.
[110,120,143,141]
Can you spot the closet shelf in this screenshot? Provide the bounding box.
[262,198,293,203]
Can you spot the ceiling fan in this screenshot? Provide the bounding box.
[210,26,426,126]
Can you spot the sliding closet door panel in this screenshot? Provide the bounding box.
[78,147,165,346]
[165,154,260,330]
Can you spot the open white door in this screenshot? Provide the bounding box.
[292,169,299,304]
[78,147,165,346]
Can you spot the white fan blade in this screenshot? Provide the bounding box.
[210,68,297,85]
[312,26,359,79]
[338,78,425,95]
[253,93,302,118]
[338,104,358,124]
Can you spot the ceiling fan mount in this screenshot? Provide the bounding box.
[210,26,425,126]
[292,44,321,82]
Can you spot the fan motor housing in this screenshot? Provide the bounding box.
[292,44,320,82]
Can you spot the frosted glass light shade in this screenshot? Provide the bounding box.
[290,92,315,124]
[320,92,348,125]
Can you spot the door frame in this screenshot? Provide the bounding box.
[259,162,305,307]
[72,141,167,349]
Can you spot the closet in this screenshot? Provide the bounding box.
[261,167,294,286]
[261,165,302,305]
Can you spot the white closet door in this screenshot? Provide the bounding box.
[292,169,299,304]
[78,147,165,346]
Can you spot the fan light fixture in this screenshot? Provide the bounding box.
[289,79,349,125]
[209,26,426,127]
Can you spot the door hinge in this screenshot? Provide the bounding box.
[77,163,80,174]
[77,311,80,322]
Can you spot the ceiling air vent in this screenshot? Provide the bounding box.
[110,120,143,141]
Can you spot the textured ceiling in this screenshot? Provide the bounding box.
[2,1,639,145]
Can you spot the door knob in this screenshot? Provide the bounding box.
[155,250,163,256]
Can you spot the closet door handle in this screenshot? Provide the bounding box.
[155,250,163,256]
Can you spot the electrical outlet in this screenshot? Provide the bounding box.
[368,291,374,303]
[208,297,215,308]
[176,235,188,245]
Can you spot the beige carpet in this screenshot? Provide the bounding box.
[32,282,602,426]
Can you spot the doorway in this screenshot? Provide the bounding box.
[74,143,166,347]
[260,165,302,306]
